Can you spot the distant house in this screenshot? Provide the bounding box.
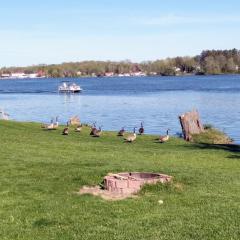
[37,70,46,78]
[131,71,147,77]
[117,73,131,77]
[105,72,114,77]
[1,73,11,78]
[149,72,157,76]
[1,72,45,79]
[118,73,125,77]
[11,72,27,79]
[28,73,38,78]
[174,67,181,72]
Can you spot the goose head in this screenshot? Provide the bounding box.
[133,127,136,134]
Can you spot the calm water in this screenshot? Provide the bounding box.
[0,75,240,142]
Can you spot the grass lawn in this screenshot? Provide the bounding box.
[0,120,239,240]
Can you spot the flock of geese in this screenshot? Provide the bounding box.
[41,117,170,143]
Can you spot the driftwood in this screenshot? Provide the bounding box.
[69,116,81,126]
[179,110,204,141]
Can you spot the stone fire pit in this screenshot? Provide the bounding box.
[79,172,172,200]
[104,172,172,194]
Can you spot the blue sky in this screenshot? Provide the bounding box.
[0,0,240,67]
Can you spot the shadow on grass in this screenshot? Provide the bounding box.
[33,218,58,228]
[186,143,240,153]
[227,154,240,160]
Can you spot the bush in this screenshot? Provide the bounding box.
[203,124,214,130]
[192,128,232,144]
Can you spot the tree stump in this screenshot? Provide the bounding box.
[69,116,81,126]
[179,110,204,141]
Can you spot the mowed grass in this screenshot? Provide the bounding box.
[0,120,239,240]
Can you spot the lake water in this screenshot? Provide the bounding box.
[0,75,240,142]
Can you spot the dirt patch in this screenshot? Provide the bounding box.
[78,186,138,200]
[173,182,184,192]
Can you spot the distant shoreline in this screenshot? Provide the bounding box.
[1,49,239,78]
[1,73,240,80]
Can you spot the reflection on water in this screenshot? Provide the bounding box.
[0,75,240,143]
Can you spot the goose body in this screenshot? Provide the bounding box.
[52,117,59,130]
[47,124,54,130]
[75,124,83,132]
[62,122,69,135]
[93,127,102,137]
[124,128,137,142]
[46,118,54,130]
[90,123,97,135]
[159,129,170,143]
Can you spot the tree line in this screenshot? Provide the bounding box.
[1,49,240,78]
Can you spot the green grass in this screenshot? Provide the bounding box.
[0,120,239,240]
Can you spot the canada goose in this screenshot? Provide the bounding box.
[75,124,83,132]
[138,122,144,135]
[0,109,9,120]
[124,128,137,143]
[159,129,170,143]
[90,122,97,135]
[52,116,59,130]
[46,118,54,130]
[62,122,69,135]
[93,126,103,137]
[117,127,125,136]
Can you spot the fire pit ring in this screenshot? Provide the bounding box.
[104,172,172,195]
[79,172,172,200]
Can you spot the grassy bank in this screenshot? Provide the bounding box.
[0,120,239,240]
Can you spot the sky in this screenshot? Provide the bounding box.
[0,0,240,67]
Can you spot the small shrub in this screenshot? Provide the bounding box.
[203,124,214,130]
[192,128,232,144]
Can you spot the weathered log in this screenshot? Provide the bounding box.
[179,110,204,141]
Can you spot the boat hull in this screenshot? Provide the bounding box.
[59,89,81,93]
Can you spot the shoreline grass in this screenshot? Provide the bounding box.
[0,120,239,240]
